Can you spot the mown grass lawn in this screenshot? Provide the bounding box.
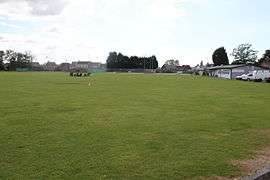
[0,72,270,179]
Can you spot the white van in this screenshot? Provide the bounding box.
[248,70,270,82]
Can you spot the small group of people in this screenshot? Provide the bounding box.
[69,67,91,77]
[70,72,91,77]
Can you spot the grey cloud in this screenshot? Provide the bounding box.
[27,0,68,16]
[46,46,57,50]
[47,27,60,33]
[25,40,38,44]
[0,36,6,43]
[0,36,9,43]
[0,0,68,16]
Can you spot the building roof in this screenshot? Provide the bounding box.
[77,61,92,64]
[72,61,103,65]
[207,64,248,70]
[45,62,57,66]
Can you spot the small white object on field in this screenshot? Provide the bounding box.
[88,82,91,86]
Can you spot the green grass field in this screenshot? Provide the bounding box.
[1,72,270,179]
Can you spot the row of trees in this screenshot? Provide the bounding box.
[212,44,269,66]
[160,60,191,73]
[0,51,4,70]
[0,50,33,71]
[258,50,270,65]
[106,52,158,69]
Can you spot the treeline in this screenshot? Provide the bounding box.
[106,52,158,69]
[212,44,270,67]
[258,50,270,65]
[0,50,33,71]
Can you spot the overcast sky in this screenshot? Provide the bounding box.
[0,0,269,66]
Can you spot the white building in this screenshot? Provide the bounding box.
[207,64,267,79]
[71,61,105,70]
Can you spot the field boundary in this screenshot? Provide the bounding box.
[242,166,270,180]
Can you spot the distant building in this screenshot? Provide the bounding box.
[260,61,270,69]
[191,66,206,76]
[71,61,105,70]
[32,62,40,67]
[43,62,58,71]
[56,63,71,72]
[31,62,44,71]
[160,64,192,73]
[207,64,267,79]
[177,65,191,72]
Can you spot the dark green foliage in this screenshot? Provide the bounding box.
[106,52,116,69]
[161,60,180,73]
[164,60,179,66]
[106,52,158,69]
[1,50,33,71]
[231,44,258,65]
[0,51,4,70]
[200,60,204,67]
[161,64,178,73]
[258,50,270,64]
[212,47,229,66]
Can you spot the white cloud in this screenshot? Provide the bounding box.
[0,21,21,29]
[0,1,30,19]
[27,0,68,16]
[0,0,194,64]
[147,0,189,19]
[0,0,68,19]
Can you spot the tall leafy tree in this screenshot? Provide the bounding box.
[165,60,179,66]
[130,56,139,68]
[106,52,118,69]
[200,60,204,67]
[5,50,17,71]
[212,47,229,66]
[161,59,180,73]
[259,50,270,64]
[231,44,258,65]
[4,50,33,71]
[0,50,4,70]
[150,56,158,69]
[17,52,33,68]
[106,52,158,69]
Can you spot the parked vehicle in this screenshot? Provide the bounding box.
[249,70,270,82]
[242,70,270,82]
[242,74,252,81]
[264,71,270,82]
[236,74,247,80]
[247,71,261,82]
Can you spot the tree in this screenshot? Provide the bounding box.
[106,52,118,69]
[212,47,229,66]
[161,59,180,73]
[200,60,204,67]
[130,56,139,68]
[165,60,179,66]
[259,50,270,64]
[4,50,17,71]
[106,52,158,70]
[205,62,212,67]
[231,44,258,65]
[150,56,158,69]
[258,50,270,68]
[3,50,33,71]
[0,51,4,70]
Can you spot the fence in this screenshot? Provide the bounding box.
[106,68,156,73]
